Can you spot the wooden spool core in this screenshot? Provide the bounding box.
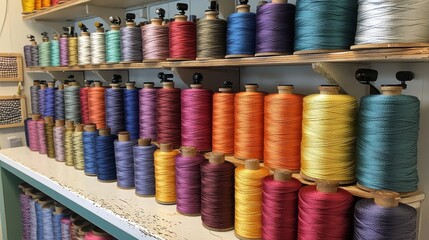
[237,4,250,13]
[381,86,403,96]
[31,40,37,46]
[274,169,292,182]
[316,180,339,193]
[78,225,93,236]
[175,14,188,22]
[160,143,172,152]
[84,124,96,132]
[126,22,136,28]
[319,85,340,95]
[144,82,155,89]
[118,131,130,142]
[42,202,54,210]
[374,190,400,208]
[219,87,233,93]
[54,203,67,214]
[75,124,83,132]
[96,27,105,33]
[110,83,120,89]
[32,114,41,121]
[181,146,197,157]
[245,159,260,170]
[278,85,294,94]
[69,82,80,87]
[58,84,64,90]
[70,213,83,222]
[40,84,46,90]
[92,226,110,237]
[72,219,90,230]
[272,0,287,3]
[111,25,120,31]
[209,152,225,164]
[205,11,218,20]
[99,128,111,136]
[66,121,74,130]
[163,82,175,89]
[138,138,151,146]
[33,80,40,86]
[47,82,55,88]
[81,32,90,37]
[42,37,49,42]
[190,84,203,89]
[245,84,259,92]
[38,196,53,205]
[45,116,54,125]
[28,189,44,199]
[151,18,163,26]
[126,82,135,89]
[93,82,102,87]
[55,119,65,127]
[85,82,91,88]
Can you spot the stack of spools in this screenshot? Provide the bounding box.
[168,3,196,60]
[142,8,169,62]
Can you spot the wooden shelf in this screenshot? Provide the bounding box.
[0,147,235,240]
[25,47,429,73]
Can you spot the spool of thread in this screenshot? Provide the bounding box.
[301,85,358,184]
[51,34,61,66]
[72,220,90,240]
[45,116,56,159]
[121,19,143,63]
[91,25,106,65]
[226,3,256,58]
[154,143,179,205]
[36,117,47,155]
[88,81,106,129]
[64,82,82,123]
[45,82,56,118]
[357,85,420,193]
[31,43,39,67]
[60,34,69,66]
[54,120,65,162]
[133,138,157,197]
[298,181,354,240]
[41,0,50,9]
[30,80,40,114]
[175,146,205,215]
[139,82,157,140]
[28,114,41,151]
[73,124,85,170]
[68,36,78,66]
[42,203,55,240]
[168,12,197,60]
[34,0,41,10]
[196,9,227,60]
[156,81,181,148]
[55,84,65,120]
[78,31,91,65]
[80,83,90,125]
[22,0,35,13]
[294,0,358,53]
[28,190,45,240]
[106,23,121,64]
[212,86,235,154]
[114,132,136,189]
[96,128,117,182]
[83,124,98,176]
[53,204,68,240]
[24,117,31,147]
[65,121,75,166]
[39,82,46,118]
[255,0,295,56]
[262,169,302,240]
[106,83,125,135]
[84,227,114,240]
[354,0,429,46]
[181,81,212,151]
[78,225,94,240]
[264,85,303,171]
[201,152,235,231]
[36,197,54,240]
[39,36,51,67]
[234,84,264,160]
[51,0,60,7]
[19,191,32,239]
[354,191,417,240]
[124,82,139,140]
[24,44,33,67]
[142,17,169,61]
[235,159,270,239]
[61,217,72,240]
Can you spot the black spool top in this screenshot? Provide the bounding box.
[78,22,88,32]
[41,32,49,41]
[27,34,35,42]
[158,72,174,83]
[206,0,218,12]
[156,8,166,19]
[239,0,249,5]
[192,73,203,84]
[111,74,122,84]
[177,3,188,15]
[126,13,136,23]
[396,71,414,89]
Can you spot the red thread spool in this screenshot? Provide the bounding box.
[262,169,302,240]
[297,181,354,240]
[80,82,90,125]
[156,81,181,148]
[212,86,235,154]
[169,14,196,60]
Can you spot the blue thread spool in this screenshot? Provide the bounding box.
[226,2,256,58]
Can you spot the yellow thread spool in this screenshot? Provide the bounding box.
[300,85,358,184]
[21,0,35,14]
[235,159,270,240]
[73,124,84,170]
[65,121,75,166]
[45,116,56,159]
[154,143,179,205]
[68,36,78,66]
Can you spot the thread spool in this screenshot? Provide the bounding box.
[226,2,256,58]
[139,82,157,140]
[61,217,72,240]
[354,191,417,240]
[294,0,358,54]
[84,227,114,240]
[31,40,40,67]
[73,124,85,170]
[201,152,235,231]
[45,81,56,118]
[78,225,93,240]
[59,34,69,66]
[175,146,205,215]
[41,0,50,9]
[255,0,295,56]
[353,0,429,49]
[264,85,303,171]
[45,116,56,159]
[212,85,235,154]
[114,132,136,189]
[83,124,98,176]
[53,204,68,240]
[142,13,169,62]
[68,35,78,66]
[55,84,65,120]
[91,23,106,65]
[19,190,32,239]
[235,159,270,239]
[168,7,197,60]
[54,119,65,162]
[64,82,82,123]
[105,21,121,64]
[39,34,51,67]
[30,80,40,115]
[96,128,117,182]
[22,0,35,14]
[38,82,47,118]
[154,143,179,205]
[181,79,213,151]
[124,82,139,140]
[262,169,302,240]
[105,83,125,135]
[72,220,90,240]
[234,84,264,160]
[65,120,75,166]
[78,30,92,65]
[28,114,41,151]
[80,83,90,125]
[156,80,181,148]
[42,203,55,240]
[196,7,227,60]
[297,181,354,240]
[121,16,143,63]
[36,116,47,155]
[88,81,106,129]
[133,138,157,197]
[301,85,358,184]
[51,34,61,66]
[357,85,420,193]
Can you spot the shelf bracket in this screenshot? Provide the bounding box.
[90,70,129,83]
[312,62,370,99]
[35,20,71,34]
[85,5,126,26]
[46,71,84,83]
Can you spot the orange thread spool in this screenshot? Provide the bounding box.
[264,85,304,171]
[234,84,264,160]
[212,86,235,154]
[88,82,106,129]
[35,0,42,10]
[42,0,50,8]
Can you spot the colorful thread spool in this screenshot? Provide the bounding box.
[154,143,179,205]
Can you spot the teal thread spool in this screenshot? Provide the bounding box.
[50,34,60,67]
[39,32,51,67]
[106,17,122,64]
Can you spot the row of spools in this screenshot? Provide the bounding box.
[24,0,429,67]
